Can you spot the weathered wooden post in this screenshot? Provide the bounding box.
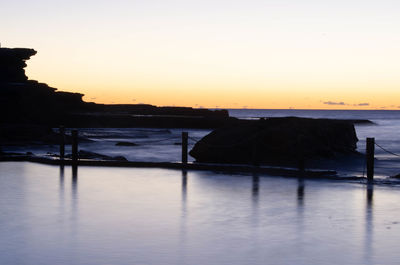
[59,126,65,160]
[71,130,78,163]
[366,137,375,181]
[182,132,188,165]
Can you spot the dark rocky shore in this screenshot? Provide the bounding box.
[189,117,361,167]
[0,46,371,168]
[0,47,231,129]
[0,46,373,129]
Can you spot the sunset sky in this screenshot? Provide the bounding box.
[2,0,400,109]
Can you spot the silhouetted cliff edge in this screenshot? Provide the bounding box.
[0,47,230,128]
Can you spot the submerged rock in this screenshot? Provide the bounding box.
[189,117,359,166]
[115,141,138,146]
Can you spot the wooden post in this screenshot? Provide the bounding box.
[366,137,375,181]
[72,130,78,162]
[59,126,65,160]
[182,132,188,165]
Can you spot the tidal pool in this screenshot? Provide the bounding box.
[1,162,400,265]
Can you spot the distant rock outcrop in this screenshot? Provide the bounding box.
[0,46,230,128]
[0,48,37,82]
[115,141,138,146]
[0,47,86,124]
[189,117,359,166]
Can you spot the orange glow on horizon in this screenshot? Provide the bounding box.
[3,0,400,111]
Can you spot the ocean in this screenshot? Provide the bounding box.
[1,109,400,264]
[3,109,400,178]
[228,109,400,178]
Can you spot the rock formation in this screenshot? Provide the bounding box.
[189,117,359,166]
[0,47,86,124]
[0,46,229,128]
[0,48,37,82]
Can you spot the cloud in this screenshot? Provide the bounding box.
[323,101,346,105]
[322,101,369,106]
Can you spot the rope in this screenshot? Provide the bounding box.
[138,135,196,146]
[188,136,201,143]
[375,142,400,157]
[138,136,179,145]
[188,134,261,149]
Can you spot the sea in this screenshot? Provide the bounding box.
[3,109,400,178]
[1,109,400,265]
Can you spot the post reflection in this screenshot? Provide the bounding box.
[364,181,374,263]
[181,170,187,210]
[251,172,260,226]
[252,173,259,205]
[297,178,305,207]
[367,182,373,207]
[59,165,65,215]
[72,165,78,198]
[179,169,188,260]
[59,165,65,197]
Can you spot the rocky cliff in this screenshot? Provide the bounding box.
[0,46,229,127]
[0,48,37,82]
[0,47,86,123]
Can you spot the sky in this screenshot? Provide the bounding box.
[2,0,400,109]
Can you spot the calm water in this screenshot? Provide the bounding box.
[1,162,400,265]
[2,110,400,264]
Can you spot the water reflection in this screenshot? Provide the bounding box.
[296,177,305,234]
[59,165,65,198]
[251,173,260,226]
[5,162,400,264]
[367,182,373,207]
[71,165,79,226]
[179,170,188,264]
[297,178,305,207]
[72,165,78,199]
[252,173,259,205]
[181,170,187,215]
[364,182,374,264]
